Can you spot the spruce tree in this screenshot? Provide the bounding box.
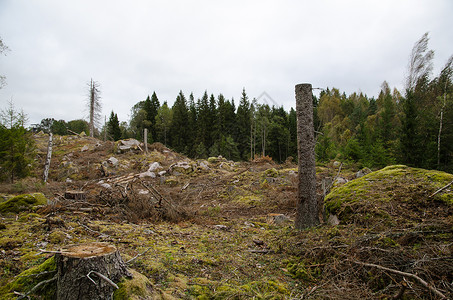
[236,88,251,160]
[196,91,210,150]
[0,101,34,182]
[107,111,122,141]
[187,93,198,157]
[170,91,189,153]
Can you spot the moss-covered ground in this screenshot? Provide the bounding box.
[0,134,452,299]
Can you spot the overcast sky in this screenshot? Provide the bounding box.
[1,0,452,126]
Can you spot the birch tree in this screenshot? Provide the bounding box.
[437,55,453,168]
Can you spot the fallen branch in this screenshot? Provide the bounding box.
[351,260,446,299]
[66,129,80,136]
[429,180,453,198]
[16,275,57,300]
[126,247,152,265]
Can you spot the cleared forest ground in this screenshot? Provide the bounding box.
[0,133,452,299]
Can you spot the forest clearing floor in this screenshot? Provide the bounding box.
[0,133,452,299]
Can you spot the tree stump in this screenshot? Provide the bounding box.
[55,242,131,300]
[64,190,86,200]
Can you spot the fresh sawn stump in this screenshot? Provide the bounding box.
[55,242,131,300]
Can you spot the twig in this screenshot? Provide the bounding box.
[351,260,446,299]
[38,249,61,254]
[247,249,274,254]
[429,180,453,198]
[16,275,57,300]
[77,222,109,238]
[126,247,152,264]
[86,271,119,289]
[13,291,29,300]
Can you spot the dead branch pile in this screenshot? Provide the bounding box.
[97,174,186,222]
[41,174,186,223]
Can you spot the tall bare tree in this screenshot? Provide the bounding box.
[87,79,102,137]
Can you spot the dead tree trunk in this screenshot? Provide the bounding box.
[55,242,131,300]
[144,128,148,153]
[295,83,319,229]
[43,133,53,183]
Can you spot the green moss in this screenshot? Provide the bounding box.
[208,157,220,164]
[188,279,289,299]
[264,168,279,177]
[286,261,318,281]
[0,237,22,249]
[439,193,453,206]
[49,230,66,244]
[165,176,179,186]
[234,195,262,206]
[0,256,56,299]
[114,269,156,300]
[0,193,48,214]
[18,213,41,222]
[379,237,399,248]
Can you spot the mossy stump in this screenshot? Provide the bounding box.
[55,242,131,300]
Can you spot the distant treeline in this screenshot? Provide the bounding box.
[33,34,453,172]
[35,72,453,172]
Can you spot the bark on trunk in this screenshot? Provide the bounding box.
[55,242,131,300]
[295,83,319,229]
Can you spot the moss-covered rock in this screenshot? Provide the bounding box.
[324,165,453,227]
[0,193,48,214]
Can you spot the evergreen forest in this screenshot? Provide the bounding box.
[24,33,453,173]
[34,71,453,173]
